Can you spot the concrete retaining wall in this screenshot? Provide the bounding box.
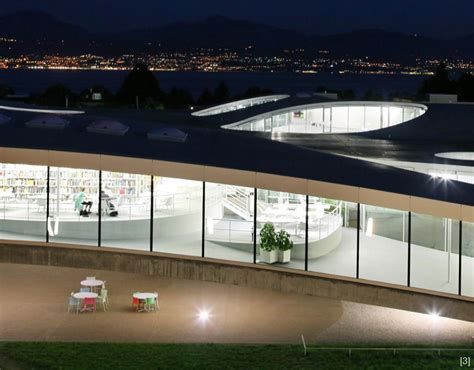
[1,240,473,322]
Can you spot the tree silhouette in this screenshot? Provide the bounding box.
[197,88,214,105]
[164,87,193,109]
[116,63,161,106]
[36,84,76,107]
[214,82,230,103]
[457,72,474,102]
[239,86,274,99]
[419,63,457,95]
[0,84,14,98]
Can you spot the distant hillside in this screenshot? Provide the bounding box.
[0,10,87,41]
[124,15,310,50]
[0,11,473,59]
[313,29,445,59]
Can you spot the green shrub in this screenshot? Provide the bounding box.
[259,223,276,251]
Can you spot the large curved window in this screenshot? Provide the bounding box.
[411,213,459,294]
[101,171,151,251]
[205,183,254,263]
[226,102,427,134]
[359,205,408,286]
[462,221,474,297]
[256,189,306,270]
[48,167,99,246]
[308,199,357,278]
[0,163,47,242]
[153,177,202,257]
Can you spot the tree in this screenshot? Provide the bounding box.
[362,89,383,101]
[116,63,161,107]
[214,82,230,103]
[36,84,76,107]
[418,63,457,95]
[457,72,474,102]
[239,86,274,99]
[197,88,214,105]
[163,87,194,109]
[0,84,14,98]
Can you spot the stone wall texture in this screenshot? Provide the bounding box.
[1,240,473,322]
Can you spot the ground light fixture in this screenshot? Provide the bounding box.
[197,309,211,323]
[428,310,441,322]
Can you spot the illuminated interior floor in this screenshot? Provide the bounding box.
[0,263,471,344]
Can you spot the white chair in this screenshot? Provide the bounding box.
[86,276,95,280]
[154,292,160,310]
[67,292,81,314]
[97,288,109,311]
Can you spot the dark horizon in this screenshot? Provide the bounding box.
[1,0,473,38]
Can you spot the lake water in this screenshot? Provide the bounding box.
[0,69,426,99]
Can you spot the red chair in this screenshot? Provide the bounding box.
[133,297,139,306]
[84,297,96,312]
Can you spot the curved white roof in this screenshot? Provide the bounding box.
[192,95,289,117]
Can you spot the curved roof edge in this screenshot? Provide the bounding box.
[192,95,289,117]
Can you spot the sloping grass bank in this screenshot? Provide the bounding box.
[1,342,472,369]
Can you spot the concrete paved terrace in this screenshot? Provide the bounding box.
[0,263,473,345]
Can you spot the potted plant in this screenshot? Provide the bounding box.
[276,229,293,263]
[259,223,278,264]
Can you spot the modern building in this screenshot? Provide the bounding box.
[0,94,473,301]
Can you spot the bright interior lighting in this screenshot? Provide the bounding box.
[54,217,60,235]
[206,218,214,235]
[47,217,54,236]
[366,217,374,237]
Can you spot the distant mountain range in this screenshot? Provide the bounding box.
[0,10,473,59]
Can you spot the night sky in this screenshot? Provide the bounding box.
[1,0,473,37]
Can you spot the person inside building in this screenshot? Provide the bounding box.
[75,187,93,216]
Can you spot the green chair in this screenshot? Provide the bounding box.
[145,297,156,312]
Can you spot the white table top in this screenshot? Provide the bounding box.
[73,292,98,299]
[80,279,104,287]
[133,292,157,300]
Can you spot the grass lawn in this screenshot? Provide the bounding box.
[1,342,473,369]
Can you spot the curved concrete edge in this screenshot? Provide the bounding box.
[1,240,473,322]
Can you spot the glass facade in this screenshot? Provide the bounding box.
[461,221,474,297]
[359,205,408,285]
[229,103,427,134]
[308,199,357,277]
[0,163,48,242]
[49,167,99,246]
[411,213,459,294]
[205,183,254,263]
[101,171,151,250]
[1,162,473,298]
[153,177,202,257]
[256,189,305,270]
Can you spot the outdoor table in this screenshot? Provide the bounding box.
[133,292,157,312]
[80,279,104,293]
[73,292,98,312]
